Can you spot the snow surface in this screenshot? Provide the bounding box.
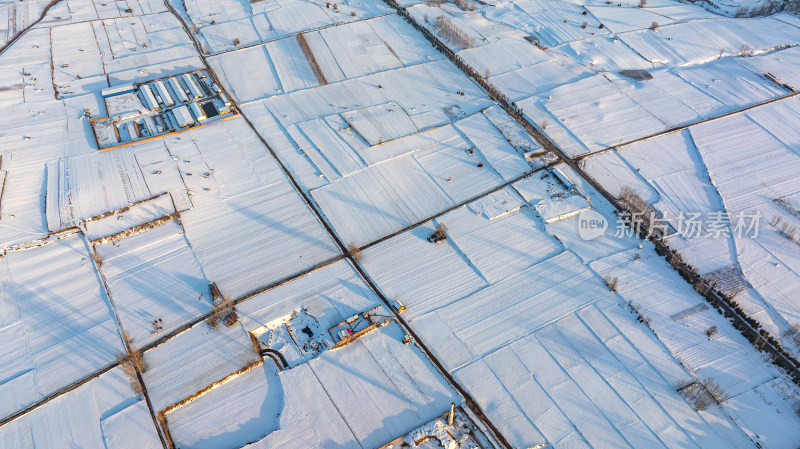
[0,233,124,420]
[0,366,160,449]
[3,0,800,447]
[582,96,800,358]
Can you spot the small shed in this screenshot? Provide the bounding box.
[101,84,135,98]
[552,167,575,190]
[219,92,232,107]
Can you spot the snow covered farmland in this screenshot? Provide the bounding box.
[182,0,393,54]
[144,261,463,448]
[3,0,800,447]
[206,13,544,246]
[0,232,124,419]
[582,98,800,360]
[400,0,800,156]
[360,174,800,448]
[392,0,800,436]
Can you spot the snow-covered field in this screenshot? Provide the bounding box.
[402,0,800,157]
[2,0,800,447]
[0,232,124,420]
[183,0,392,54]
[583,97,800,358]
[361,175,800,448]
[144,261,460,448]
[400,0,800,426]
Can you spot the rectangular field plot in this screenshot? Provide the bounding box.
[45,149,153,231]
[341,101,418,146]
[310,154,454,246]
[0,233,123,420]
[180,185,339,299]
[143,260,459,448]
[95,219,214,347]
[542,75,667,153]
[0,367,161,448]
[164,361,283,449]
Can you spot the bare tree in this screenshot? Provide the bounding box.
[783,322,800,346]
[681,382,712,411]
[348,243,363,262]
[207,298,236,328]
[681,378,726,411]
[618,186,665,238]
[434,16,475,48]
[701,377,728,404]
[668,250,683,269]
[91,250,103,268]
[604,275,619,292]
[121,361,144,395]
[773,215,800,245]
[454,0,475,11]
[118,331,147,396]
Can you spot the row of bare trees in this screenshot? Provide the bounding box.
[426,0,475,10]
[434,16,475,48]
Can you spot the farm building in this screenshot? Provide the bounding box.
[90,70,236,150]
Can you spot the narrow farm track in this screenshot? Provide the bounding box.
[376,0,800,383]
